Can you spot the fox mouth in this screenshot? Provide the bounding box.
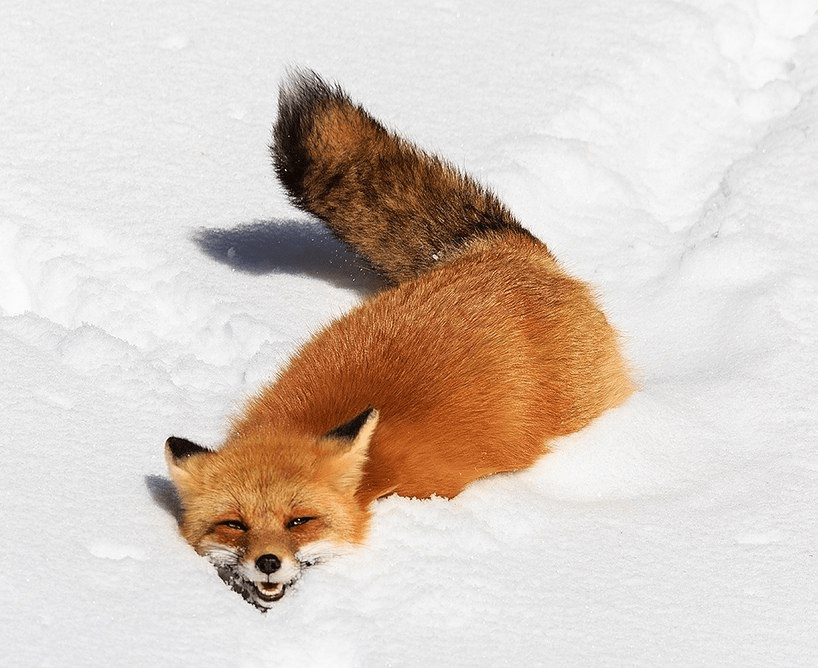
[215,565,292,610]
[254,581,286,603]
[206,543,338,611]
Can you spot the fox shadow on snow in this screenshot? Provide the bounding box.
[191,218,387,293]
[145,474,184,526]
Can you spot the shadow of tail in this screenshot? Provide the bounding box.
[192,218,387,292]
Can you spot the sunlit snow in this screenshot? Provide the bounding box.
[2,1,817,665]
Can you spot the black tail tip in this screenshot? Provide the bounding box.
[271,68,350,206]
[278,68,344,109]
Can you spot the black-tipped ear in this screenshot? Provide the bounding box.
[165,436,213,486]
[324,407,377,441]
[165,436,212,461]
[323,408,379,492]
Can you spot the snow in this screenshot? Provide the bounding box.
[2,0,817,665]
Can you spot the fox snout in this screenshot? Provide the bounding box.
[207,546,302,610]
[256,553,281,574]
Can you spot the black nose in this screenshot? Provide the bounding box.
[256,554,281,574]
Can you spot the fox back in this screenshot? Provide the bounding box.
[166,70,633,609]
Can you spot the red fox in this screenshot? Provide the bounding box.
[165,70,633,609]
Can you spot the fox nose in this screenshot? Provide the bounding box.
[256,554,281,574]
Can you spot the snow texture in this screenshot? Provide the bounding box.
[2,0,817,665]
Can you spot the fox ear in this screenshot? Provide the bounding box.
[324,407,379,442]
[164,436,212,485]
[324,408,379,491]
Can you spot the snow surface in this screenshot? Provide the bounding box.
[2,0,817,665]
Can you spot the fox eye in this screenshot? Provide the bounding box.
[286,516,315,529]
[218,520,248,532]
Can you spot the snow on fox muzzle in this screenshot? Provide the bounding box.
[214,564,292,610]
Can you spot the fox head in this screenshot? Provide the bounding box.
[165,408,378,610]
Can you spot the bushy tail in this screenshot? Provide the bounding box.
[271,70,536,283]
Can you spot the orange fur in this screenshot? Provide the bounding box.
[239,232,632,504]
[165,70,633,608]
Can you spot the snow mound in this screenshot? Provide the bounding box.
[1,1,816,665]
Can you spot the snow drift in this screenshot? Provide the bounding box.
[1,0,816,665]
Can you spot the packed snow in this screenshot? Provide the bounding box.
[2,1,817,665]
